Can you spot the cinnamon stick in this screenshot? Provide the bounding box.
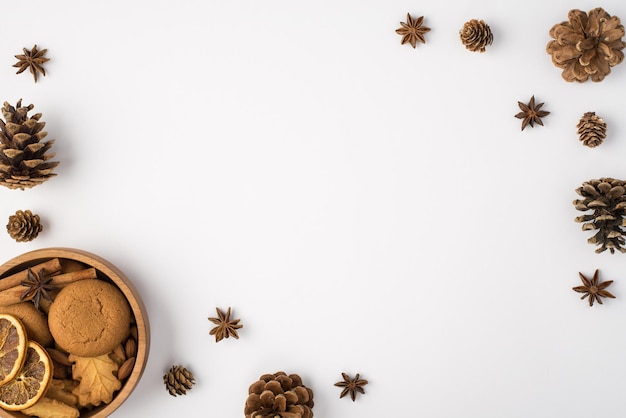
[51,268,97,287]
[0,258,62,292]
[0,267,98,307]
[0,286,25,306]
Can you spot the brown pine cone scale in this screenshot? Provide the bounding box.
[577,112,606,148]
[573,178,626,253]
[0,100,60,190]
[245,372,314,418]
[163,365,195,397]
[546,8,626,82]
[460,19,493,52]
[6,209,42,242]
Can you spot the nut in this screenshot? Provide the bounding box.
[125,338,137,359]
[112,343,126,363]
[118,357,136,381]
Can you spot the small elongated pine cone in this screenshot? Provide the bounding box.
[573,178,626,254]
[7,209,42,242]
[163,365,195,397]
[0,99,60,190]
[546,8,626,82]
[460,19,493,52]
[577,112,607,148]
[244,372,314,418]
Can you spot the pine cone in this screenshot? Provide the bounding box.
[163,365,195,397]
[577,112,607,148]
[546,8,626,82]
[0,99,60,190]
[460,19,493,52]
[573,178,626,254]
[6,209,43,242]
[244,372,314,418]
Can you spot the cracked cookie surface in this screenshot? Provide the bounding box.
[48,279,130,357]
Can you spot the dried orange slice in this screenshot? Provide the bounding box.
[0,341,52,411]
[0,313,28,386]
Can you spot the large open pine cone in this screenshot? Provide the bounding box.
[546,8,626,82]
[460,19,493,52]
[0,100,60,190]
[6,209,42,242]
[573,178,626,254]
[244,372,314,418]
[577,112,607,148]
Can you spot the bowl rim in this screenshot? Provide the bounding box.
[0,247,150,418]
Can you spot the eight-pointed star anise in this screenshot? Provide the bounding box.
[396,13,431,48]
[208,307,243,342]
[573,269,616,306]
[334,372,368,401]
[20,268,58,309]
[13,44,50,83]
[514,95,550,131]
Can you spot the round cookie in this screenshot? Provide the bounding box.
[48,279,131,357]
[0,302,53,347]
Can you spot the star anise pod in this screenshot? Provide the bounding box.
[20,268,58,309]
[334,372,368,401]
[208,307,242,342]
[514,95,550,131]
[396,13,431,48]
[573,270,616,306]
[13,44,50,83]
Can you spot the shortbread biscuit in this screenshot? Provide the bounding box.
[48,279,130,357]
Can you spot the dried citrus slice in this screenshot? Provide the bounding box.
[0,341,52,411]
[0,313,28,386]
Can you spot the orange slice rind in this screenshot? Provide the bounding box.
[0,313,28,386]
[0,340,52,411]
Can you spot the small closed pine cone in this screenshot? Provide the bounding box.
[0,99,60,190]
[577,112,607,148]
[460,19,493,52]
[573,178,626,254]
[163,365,195,397]
[244,372,314,418]
[7,209,42,242]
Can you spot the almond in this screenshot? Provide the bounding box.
[112,343,126,363]
[118,357,136,381]
[125,338,137,359]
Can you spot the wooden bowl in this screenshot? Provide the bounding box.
[0,248,150,417]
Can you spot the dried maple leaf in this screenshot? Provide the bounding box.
[69,353,121,407]
[13,44,50,83]
[514,95,550,131]
[573,269,616,306]
[334,372,368,401]
[208,307,242,343]
[396,13,431,48]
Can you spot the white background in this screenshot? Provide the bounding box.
[1,1,626,417]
